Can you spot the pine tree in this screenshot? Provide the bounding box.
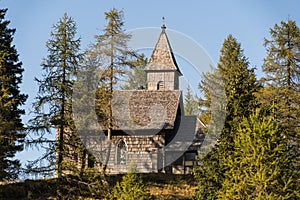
[184,84,198,116]
[27,13,82,178]
[259,19,300,170]
[217,110,299,199]
[110,166,152,200]
[0,8,28,180]
[195,35,258,199]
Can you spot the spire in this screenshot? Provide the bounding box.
[144,19,182,75]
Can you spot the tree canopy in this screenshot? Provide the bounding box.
[0,8,27,180]
[195,34,258,199]
[259,19,300,169]
[218,110,299,199]
[27,13,82,178]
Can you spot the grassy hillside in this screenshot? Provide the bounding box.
[0,174,196,200]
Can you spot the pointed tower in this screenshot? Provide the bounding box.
[144,23,182,91]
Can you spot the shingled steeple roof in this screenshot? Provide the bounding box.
[144,23,182,75]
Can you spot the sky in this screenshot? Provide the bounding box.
[1,0,300,175]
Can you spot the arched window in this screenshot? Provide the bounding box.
[117,140,127,165]
[157,81,164,90]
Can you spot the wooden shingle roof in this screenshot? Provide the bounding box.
[109,90,182,131]
[144,25,182,75]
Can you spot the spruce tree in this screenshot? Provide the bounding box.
[0,8,27,180]
[195,35,258,199]
[28,13,82,178]
[218,110,299,199]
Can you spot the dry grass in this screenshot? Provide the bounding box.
[142,174,196,199]
[0,173,196,199]
[149,182,196,199]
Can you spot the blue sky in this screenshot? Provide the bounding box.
[2,1,299,97]
[1,0,300,172]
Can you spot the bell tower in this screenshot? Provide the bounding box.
[144,22,182,91]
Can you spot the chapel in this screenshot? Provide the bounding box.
[96,23,205,174]
[63,23,204,175]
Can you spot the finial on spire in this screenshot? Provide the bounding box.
[161,16,166,30]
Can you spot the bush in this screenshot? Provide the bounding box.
[110,166,152,200]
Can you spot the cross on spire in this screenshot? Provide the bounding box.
[161,16,166,30]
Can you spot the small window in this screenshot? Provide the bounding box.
[157,81,164,90]
[88,155,95,168]
[117,140,127,165]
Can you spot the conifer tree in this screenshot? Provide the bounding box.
[28,13,82,178]
[198,70,214,125]
[218,110,299,199]
[121,54,147,90]
[259,19,300,169]
[73,50,102,174]
[89,8,136,141]
[110,166,152,200]
[0,8,28,180]
[184,84,199,116]
[195,35,258,199]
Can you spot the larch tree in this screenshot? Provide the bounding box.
[90,8,136,141]
[259,19,300,170]
[194,34,258,199]
[218,110,299,199]
[27,13,82,178]
[0,8,28,181]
